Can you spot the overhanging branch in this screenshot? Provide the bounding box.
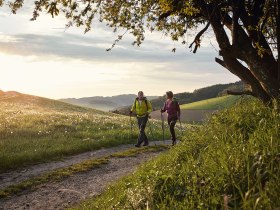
[232,0,242,46]
[215,57,227,68]
[217,54,271,101]
[189,21,210,53]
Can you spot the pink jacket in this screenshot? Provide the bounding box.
[162,98,181,119]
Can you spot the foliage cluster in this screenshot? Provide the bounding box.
[77,99,280,209]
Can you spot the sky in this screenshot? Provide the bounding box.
[0,3,239,99]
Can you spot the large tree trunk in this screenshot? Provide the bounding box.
[277,0,280,82]
[197,0,280,103]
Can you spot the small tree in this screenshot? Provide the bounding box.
[2,0,280,103]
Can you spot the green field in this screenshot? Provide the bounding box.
[180,95,241,110]
[0,93,170,173]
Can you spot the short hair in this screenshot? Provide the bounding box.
[138,91,144,96]
[166,91,173,98]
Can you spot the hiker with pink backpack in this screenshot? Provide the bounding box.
[160,91,181,146]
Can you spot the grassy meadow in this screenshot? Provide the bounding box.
[180,95,241,110]
[0,94,186,173]
[75,98,280,209]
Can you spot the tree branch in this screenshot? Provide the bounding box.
[251,0,265,27]
[220,55,271,102]
[232,0,243,46]
[215,57,227,68]
[189,21,210,53]
[215,54,271,102]
[221,11,277,81]
[238,1,272,52]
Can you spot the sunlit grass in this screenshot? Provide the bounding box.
[0,94,183,172]
[75,98,280,209]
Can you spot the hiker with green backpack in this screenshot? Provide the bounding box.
[130,91,153,147]
[160,91,181,146]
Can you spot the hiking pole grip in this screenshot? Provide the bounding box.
[129,110,133,141]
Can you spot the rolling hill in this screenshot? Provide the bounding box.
[59,94,158,111]
[0,90,104,114]
[0,91,163,172]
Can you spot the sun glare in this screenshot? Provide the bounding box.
[0,53,149,98]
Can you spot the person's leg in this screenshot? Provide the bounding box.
[136,117,143,146]
[142,116,149,146]
[136,116,148,146]
[142,130,148,145]
[168,117,177,145]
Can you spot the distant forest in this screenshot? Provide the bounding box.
[112,81,244,115]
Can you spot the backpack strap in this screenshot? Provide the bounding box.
[135,97,148,110]
[144,99,148,110]
[172,98,180,111]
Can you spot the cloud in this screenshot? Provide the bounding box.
[0,0,225,69]
[0,30,221,65]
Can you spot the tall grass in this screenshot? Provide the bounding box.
[0,95,182,172]
[77,98,280,209]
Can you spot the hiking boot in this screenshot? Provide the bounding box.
[143,142,149,146]
[172,139,177,146]
[135,144,141,147]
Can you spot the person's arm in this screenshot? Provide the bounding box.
[161,102,167,112]
[130,100,136,114]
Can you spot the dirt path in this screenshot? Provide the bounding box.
[0,140,171,210]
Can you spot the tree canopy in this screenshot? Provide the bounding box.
[2,0,280,103]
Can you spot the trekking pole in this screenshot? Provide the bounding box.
[179,117,183,136]
[129,112,133,141]
[161,112,165,141]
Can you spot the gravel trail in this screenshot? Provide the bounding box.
[0,141,171,210]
